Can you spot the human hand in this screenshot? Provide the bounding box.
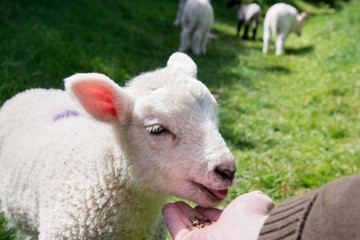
[162,191,274,240]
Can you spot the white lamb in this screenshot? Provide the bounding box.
[0,52,236,240]
[262,3,307,55]
[227,0,261,40]
[178,0,214,55]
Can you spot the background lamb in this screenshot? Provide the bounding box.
[227,0,261,40]
[262,3,307,55]
[0,52,236,239]
[178,0,214,55]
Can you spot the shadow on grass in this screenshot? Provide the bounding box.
[286,45,315,55]
[253,65,292,74]
[263,65,292,74]
[0,0,250,105]
[256,45,314,57]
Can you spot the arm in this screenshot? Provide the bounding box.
[259,174,360,239]
[163,174,360,240]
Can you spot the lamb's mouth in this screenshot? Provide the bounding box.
[192,182,228,201]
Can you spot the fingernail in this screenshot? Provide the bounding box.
[255,191,265,195]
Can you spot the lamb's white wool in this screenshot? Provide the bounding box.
[167,51,197,77]
[178,0,214,55]
[227,0,261,40]
[0,52,236,240]
[262,3,307,55]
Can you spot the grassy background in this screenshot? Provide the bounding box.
[1,0,359,239]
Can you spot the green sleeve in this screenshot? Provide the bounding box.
[259,174,360,240]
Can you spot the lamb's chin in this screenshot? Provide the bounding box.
[195,186,228,207]
[191,192,226,208]
[174,181,228,207]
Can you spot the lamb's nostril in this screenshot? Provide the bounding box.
[215,166,235,180]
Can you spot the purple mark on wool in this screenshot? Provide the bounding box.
[54,110,81,121]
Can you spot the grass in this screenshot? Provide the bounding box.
[1,0,359,239]
[217,0,360,203]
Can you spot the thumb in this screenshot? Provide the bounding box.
[162,203,192,239]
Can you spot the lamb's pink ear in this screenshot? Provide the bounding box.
[65,73,131,123]
[300,12,307,22]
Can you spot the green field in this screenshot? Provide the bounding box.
[1,0,359,239]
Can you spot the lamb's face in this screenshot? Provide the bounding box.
[295,22,304,36]
[64,52,236,207]
[124,67,236,207]
[295,12,306,36]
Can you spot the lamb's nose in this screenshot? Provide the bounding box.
[215,166,236,181]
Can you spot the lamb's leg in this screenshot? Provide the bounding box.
[179,28,192,53]
[174,13,181,26]
[252,18,259,40]
[237,20,243,37]
[192,28,202,55]
[179,14,197,53]
[262,28,271,53]
[38,199,95,240]
[38,216,67,240]
[252,27,257,40]
[275,33,287,55]
[38,206,75,240]
[242,23,249,40]
[200,21,212,55]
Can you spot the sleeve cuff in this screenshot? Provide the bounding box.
[259,191,317,240]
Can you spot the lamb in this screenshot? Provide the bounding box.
[0,52,236,240]
[262,3,307,55]
[178,0,214,55]
[227,0,261,40]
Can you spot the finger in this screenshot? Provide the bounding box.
[175,201,222,223]
[162,203,193,238]
[194,206,222,222]
[251,191,274,213]
[174,202,202,229]
[175,201,199,219]
[175,201,212,230]
[239,191,274,213]
[223,191,274,218]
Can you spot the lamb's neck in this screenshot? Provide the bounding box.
[118,186,168,239]
[102,148,168,239]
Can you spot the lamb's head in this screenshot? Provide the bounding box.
[295,12,307,36]
[64,52,236,207]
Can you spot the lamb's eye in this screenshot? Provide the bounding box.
[146,125,168,135]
